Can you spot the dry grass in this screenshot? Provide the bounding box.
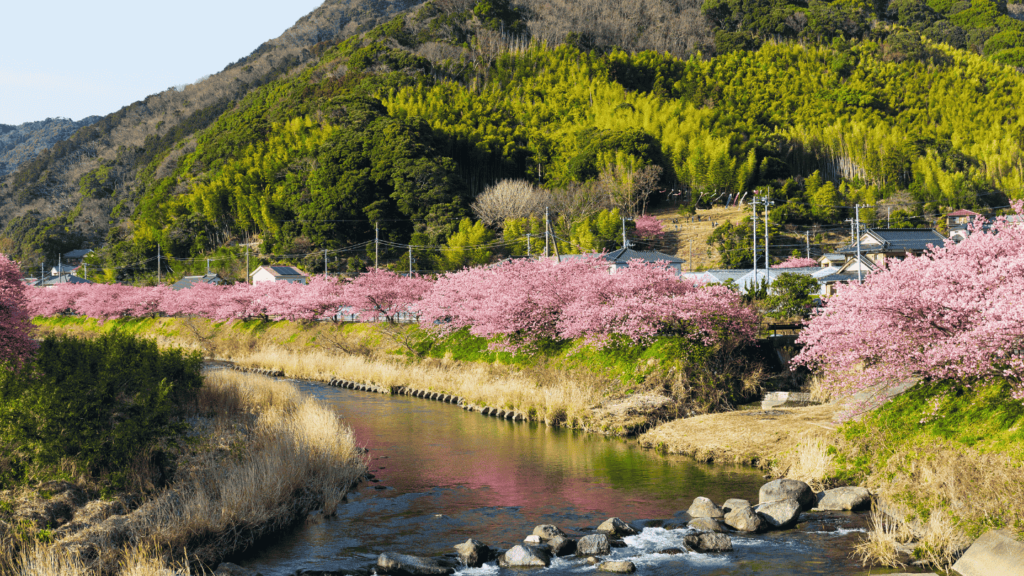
[853,508,912,569]
[232,346,613,429]
[637,403,841,465]
[6,370,364,576]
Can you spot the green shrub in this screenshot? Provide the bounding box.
[0,331,202,488]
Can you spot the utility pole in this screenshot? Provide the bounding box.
[526,233,531,257]
[157,243,162,284]
[856,204,863,284]
[206,258,210,276]
[621,216,628,250]
[409,245,413,275]
[375,222,379,269]
[246,243,250,284]
[689,239,692,272]
[544,207,550,258]
[58,253,62,278]
[805,231,810,259]
[84,263,88,280]
[325,249,328,277]
[764,198,774,271]
[752,194,758,284]
[887,206,891,228]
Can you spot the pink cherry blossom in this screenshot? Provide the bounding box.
[0,253,38,368]
[773,256,818,268]
[793,203,1024,409]
[634,215,665,240]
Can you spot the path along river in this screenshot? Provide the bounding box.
[235,375,914,576]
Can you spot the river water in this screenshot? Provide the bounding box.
[235,378,916,576]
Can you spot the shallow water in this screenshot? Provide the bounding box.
[233,376,917,576]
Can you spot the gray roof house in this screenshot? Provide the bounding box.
[683,269,751,285]
[561,248,686,275]
[170,273,225,291]
[62,249,93,265]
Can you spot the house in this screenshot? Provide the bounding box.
[51,263,79,276]
[37,273,92,287]
[250,265,308,285]
[836,228,947,269]
[170,273,225,291]
[560,248,686,275]
[948,212,1023,242]
[817,253,845,268]
[62,249,93,266]
[946,209,981,228]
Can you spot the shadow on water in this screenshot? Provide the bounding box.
[235,376,913,576]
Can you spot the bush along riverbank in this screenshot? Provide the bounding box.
[0,332,365,576]
[33,316,768,436]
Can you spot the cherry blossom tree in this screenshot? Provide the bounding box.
[773,256,818,268]
[0,254,38,368]
[343,269,433,323]
[794,205,1024,408]
[634,215,665,241]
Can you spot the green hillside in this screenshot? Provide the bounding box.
[3,0,1024,280]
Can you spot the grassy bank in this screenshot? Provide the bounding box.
[34,316,764,434]
[641,380,1024,570]
[1,335,364,575]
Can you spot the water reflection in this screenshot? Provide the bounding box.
[238,380,891,576]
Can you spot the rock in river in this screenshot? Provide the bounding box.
[687,496,725,519]
[577,533,612,556]
[597,560,637,573]
[548,535,577,557]
[722,498,750,513]
[683,532,733,553]
[687,517,726,533]
[453,539,493,568]
[759,479,815,511]
[597,517,638,537]
[533,524,566,540]
[724,505,766,533]
[499,545,552,568]
[755,498,802,529]
[214,563,263,576]
[377,552,454,575]
[817,487,871,511]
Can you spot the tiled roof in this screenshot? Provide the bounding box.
[946,209,981,217]
[817,273,859,284]
[603,248,685,264]
[170,274,223,290]
[838,228,946,254]
[62,248,93,259]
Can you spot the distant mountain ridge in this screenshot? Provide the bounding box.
[0,117,101,177]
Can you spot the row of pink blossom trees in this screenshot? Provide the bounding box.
[18,257,757,352]
[794,204,1024,403]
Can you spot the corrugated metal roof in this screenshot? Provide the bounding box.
[269,265,305,276]
[170,274,223,290]
[817,273,859,283]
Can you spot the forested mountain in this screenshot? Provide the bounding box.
[3,0,1024,281]
[0,117,101,177]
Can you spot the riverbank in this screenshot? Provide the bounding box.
[1,368,365,575]
[33,316,764,436]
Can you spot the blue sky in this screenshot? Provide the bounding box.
[0,0,324,125]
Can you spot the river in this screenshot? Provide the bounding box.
[234,377,918,576]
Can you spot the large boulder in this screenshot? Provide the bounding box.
[817,487,871,511]
[687,517,726,533]
[683,532,733,552]
[722,498,750,513]
[453,539,494,568]
[576,533,612,556]
[597,517,637,537]
[377,552,454,575]
[548,535,577,557]
[597,560,637,573]
[759,479,815,511]
[499,545,552,569]
[754,498,802,530]
[724,506,766,533]
[532,524,565,540]
[686,497,725,519]
[951,529,1024,576]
